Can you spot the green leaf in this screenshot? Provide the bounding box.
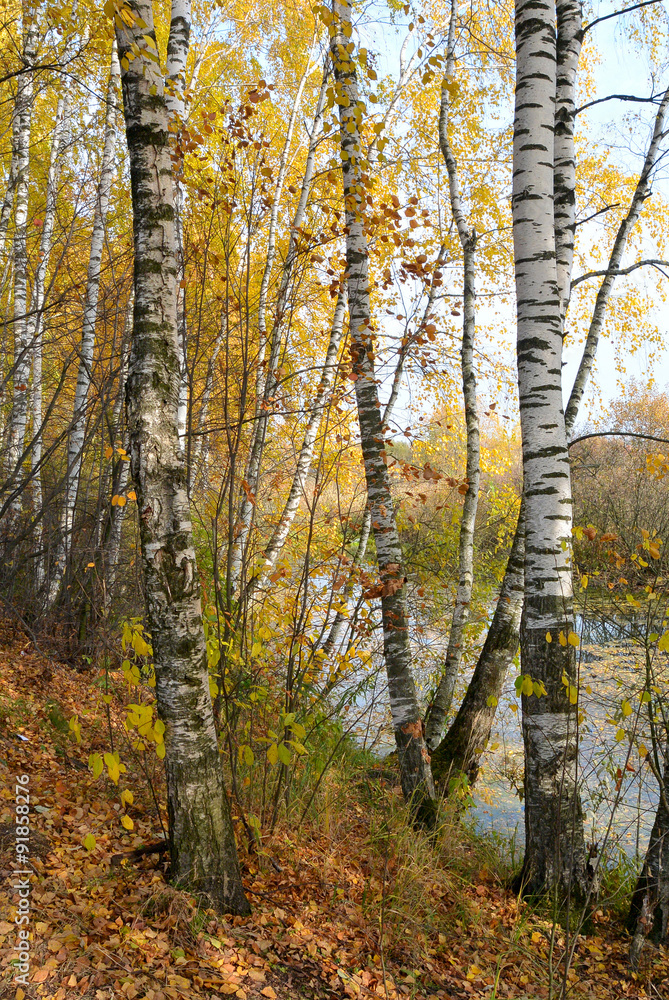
[277,742,291,766]
[89,753,104,779]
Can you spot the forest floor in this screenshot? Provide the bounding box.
[1,618,668,1000]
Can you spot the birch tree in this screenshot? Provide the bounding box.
[512,0,586,895]
[114,0,249,913]
[424,0,481,750]
[4,16,38,496]
[226,44,321,596]
[331,0,435,820]
[30,94,69,592]
[49,42,120,603]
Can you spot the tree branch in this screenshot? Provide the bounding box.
[576,92,661,115]
[571,258,669,289]
[584,0,664,35]
[568,431,669,448]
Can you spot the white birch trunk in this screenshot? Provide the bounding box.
[115,0,249,915]
[5,19,38,496]
[513,0,587,896]
[424,0,481,748]
[227,45,320,595]
[332,0,435,820]
[246,288,346,595]
[554,0,583,324]
[165,0,191,452]
[48,42,120,604]
[30,95,69,592]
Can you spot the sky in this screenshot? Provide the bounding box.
[362,1,669,434]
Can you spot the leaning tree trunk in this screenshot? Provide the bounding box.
[431,503,525,784]
[628,746,669,967]
[49,42,121,605]
[424,0,480,748]
[4,18,38,500]
[331,0,435,821]
[512,0,586,897]
[115,0,249,915]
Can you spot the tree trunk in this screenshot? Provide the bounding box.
[115,0,249,914]
[30,95,70,593]
[512,0,586,896]
[431,504,524,784]
[227,45,320,596]
[5,18,38,496]
[628,748,669,967]
[424,0,480,747]
[246,288,346,595]
[331,0,435,821]
[49,42,121,604]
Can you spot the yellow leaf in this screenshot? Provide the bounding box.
[531,931,542,943]
[558,631,567,646]
[121,789,134,806]
[121,814,134,830]
[267,744,279,765]
[117,495,127,507]
[615,728,626,742]
[545,632,552,643]
[127,490,137,501]
[83,833,96,851]
[104,445,114,459]
[156,742,166,759]
[568,631,579,647]
[621,700,632,718]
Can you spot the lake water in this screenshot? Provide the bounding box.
[471,604,666,861]
[353,600,667,862]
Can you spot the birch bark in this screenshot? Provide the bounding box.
[5,18,38,495]
[246,289,346,595]
[424,0,480,748]
[49,43,121,603]
[227,47,321,596]
[30,95,69,592]
[513,0,586,895]
[115,0,249,914]
[331,0,435,820]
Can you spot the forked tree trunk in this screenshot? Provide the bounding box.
[115,0,249,915]
[49,42,121,604]
[331,0,435,821]
[512,0,586,896]
[424,0,480,748]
